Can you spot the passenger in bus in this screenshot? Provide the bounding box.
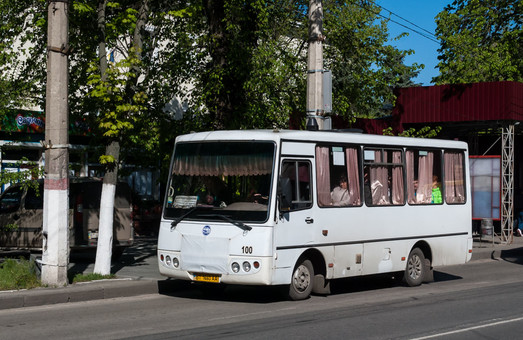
[364,172,372,206]
[331,175,351,206]
[431,175,442,204]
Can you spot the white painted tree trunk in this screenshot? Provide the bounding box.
[93,182,116,275]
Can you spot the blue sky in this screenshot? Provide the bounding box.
[376,0,451,86]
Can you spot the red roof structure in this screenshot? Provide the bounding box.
[393,81,523,124]
[352,81,523,135]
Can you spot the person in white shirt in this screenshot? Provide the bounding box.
[331,175,351,206]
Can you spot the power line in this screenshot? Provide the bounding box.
[371,1,437,38]
[351,0,440,44]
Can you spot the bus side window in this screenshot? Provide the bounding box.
[444,151,466,204]
[316,145,361,207]
[363,148,404,206]
[280,160,312,211]
[406,149,442,205]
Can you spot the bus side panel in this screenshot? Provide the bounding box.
[332,244,363,278]
[272,248,303,285]
[430,236,470,266]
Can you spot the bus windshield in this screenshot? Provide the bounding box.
[164,141,275,223]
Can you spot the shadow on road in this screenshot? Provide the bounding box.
[500,246,523,265]
[156,269,464,304]
[157,279,287,304]
[67,236,158,280]
[111,236,158,272]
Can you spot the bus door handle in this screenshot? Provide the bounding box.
[305,217,314,224]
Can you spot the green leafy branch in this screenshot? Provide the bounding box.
[0,157,44,194]
[383,126,442,138]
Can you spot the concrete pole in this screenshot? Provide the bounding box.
[306,0,324,130]
[41,0,70,286]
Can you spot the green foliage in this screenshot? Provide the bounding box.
[72,272,116,283]
[0,0,47,114]
[383,126,442,138]
[1,0,423,180]
[434,0,523,84]
[0,258,42,291]
[0,223,19,232]
[0,157,44,193]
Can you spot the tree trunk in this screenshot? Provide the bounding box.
[93,0,114,275]
[94,140,120,274]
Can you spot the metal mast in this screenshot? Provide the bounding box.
[501,124,515,243]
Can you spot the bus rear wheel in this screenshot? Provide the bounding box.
[404,248,426,287]
[289,259,314,301]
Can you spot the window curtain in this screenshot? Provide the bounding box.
[173,153,273,176]
[370,150,390,205]
[316,146,331,206]
[406,151,416,204]
[417,152,433,204]
[444,152,465,203]
[345,147,361,205]
[391,151,404,205]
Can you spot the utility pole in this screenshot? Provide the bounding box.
[42,0,70,286]
[306,0,325,130]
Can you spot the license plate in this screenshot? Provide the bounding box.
[193,273,220,283]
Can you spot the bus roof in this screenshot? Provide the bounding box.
[175,129,468,150]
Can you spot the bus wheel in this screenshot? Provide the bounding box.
[404,248,425,287]
[289,259,314,300]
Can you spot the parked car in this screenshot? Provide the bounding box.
[132,195,161,236]
[0,178,133,255]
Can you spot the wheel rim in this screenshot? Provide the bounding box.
[408,254,422,280]
[293,264,311,292]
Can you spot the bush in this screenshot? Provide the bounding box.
[0,258,42,290]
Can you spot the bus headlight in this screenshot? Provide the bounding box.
[231,262,240,273]
[165,256,172,266]
[242,261,251,272]
[173,257,179,268]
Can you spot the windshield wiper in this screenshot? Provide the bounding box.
[205,214,252,231]
[171,207,198,230]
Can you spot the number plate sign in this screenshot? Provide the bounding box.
[193,273,220,283]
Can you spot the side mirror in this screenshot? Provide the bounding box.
[278,177,292,214]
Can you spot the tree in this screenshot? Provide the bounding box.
[166,0,421,129]
[323,0,421,121]
[434,0,523,84]
[83,0,171,274]
[0,1,47,115]
[1,0,178,274]
[1,0,422,274]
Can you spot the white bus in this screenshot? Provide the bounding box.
[158,130,472,300]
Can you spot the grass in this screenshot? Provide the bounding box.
[72,273,116,283]
[0,258,42,291]
[0,258,117,291]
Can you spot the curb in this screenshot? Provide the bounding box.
[470,242,523,262]
[0,278,159,311]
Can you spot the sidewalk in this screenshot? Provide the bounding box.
[2,235,523,311]
[471,232,523,261]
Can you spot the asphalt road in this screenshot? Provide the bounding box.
[3,255,523,339]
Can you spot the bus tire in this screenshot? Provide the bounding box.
[289,259,314,301]
[404,248,425,287]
